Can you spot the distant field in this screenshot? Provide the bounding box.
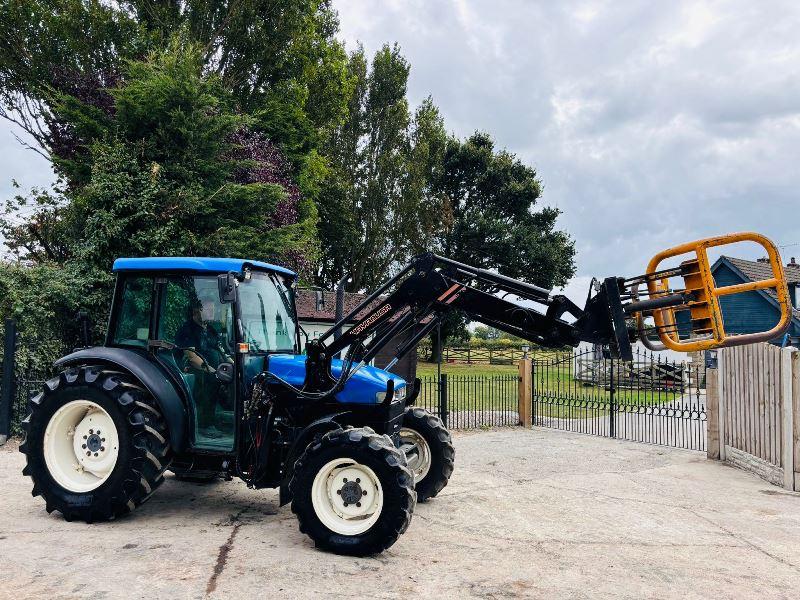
[416,361,518,377]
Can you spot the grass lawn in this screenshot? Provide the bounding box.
[414,360,699,420]
[416,361,519,377]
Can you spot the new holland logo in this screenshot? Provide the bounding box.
[351,303,392,336]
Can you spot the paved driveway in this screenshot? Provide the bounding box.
[1,428,799,599]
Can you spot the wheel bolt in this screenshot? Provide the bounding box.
[96,430,101,435]
[343,503,348,507]
[82,444,87,449]
[356,502,361,508]
[86,451,91,456]
[356,478,360,483]
[83,435,87,440]
[101,438,105,442]
[100,447,105,452]
[336,489,341,495]
[343,478,347,483]
[89,429,93,434]
[362,490,367,496]
[93,453,98,457]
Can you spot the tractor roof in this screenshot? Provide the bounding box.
[112,257,296,278]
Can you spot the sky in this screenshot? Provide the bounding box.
[1,1,799,305]
[332,0,800,303]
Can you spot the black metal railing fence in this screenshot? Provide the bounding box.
[416,373,520,429]
[532,347,707,451]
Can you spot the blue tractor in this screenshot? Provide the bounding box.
[20,235,790,554]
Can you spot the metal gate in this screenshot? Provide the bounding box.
[532,348,707,451]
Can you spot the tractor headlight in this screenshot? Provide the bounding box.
[376,386,406,403]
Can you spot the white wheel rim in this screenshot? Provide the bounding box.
[43,400,120,493]
[399,427,432,482]
[311,458,383,536]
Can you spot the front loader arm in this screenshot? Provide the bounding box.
[303,253,629,394]
[303,233,792,396]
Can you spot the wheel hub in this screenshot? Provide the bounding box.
[398,428,432,482]
[44,400,120,493]
[85,433,103,453]
[339,480,364,505]
[311,459,384,536]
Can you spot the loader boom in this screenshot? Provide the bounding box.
[304,232,793,397]
[303,253,633,394]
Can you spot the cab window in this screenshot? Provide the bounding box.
[238,272,297,352]
[111,277,153,347]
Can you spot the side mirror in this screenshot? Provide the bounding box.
[215,362,234,384]
[218,272,238,303]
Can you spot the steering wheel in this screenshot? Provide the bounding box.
[180,348,232,377]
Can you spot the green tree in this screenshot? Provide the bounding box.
[0,2,345,365]
[0,0,349,179]
[4,45,318,270]
[1,46,319,358]
[427,132,576,361]
[317,44,446,290]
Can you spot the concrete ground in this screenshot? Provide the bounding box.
[1,428,799,599]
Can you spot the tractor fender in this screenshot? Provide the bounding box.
[278,412,349,506]
[54,347,189,452]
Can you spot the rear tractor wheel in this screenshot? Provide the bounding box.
[290,427,416,556]
[20,366,172,522]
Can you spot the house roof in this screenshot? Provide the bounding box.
[713,256,800,320]
[295,289,371,322]
[724,256,800,286]
[295,289,431,327]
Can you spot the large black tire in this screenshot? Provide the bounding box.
[289,427,416,556]
[19,366,172,522]
[400,407,454,502]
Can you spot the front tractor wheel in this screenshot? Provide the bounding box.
[20,366,172,522]
[290,427,416,556]
[399,407,454,502]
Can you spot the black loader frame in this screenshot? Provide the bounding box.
[302,252,640,399]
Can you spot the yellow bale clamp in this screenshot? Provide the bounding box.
[637,232,792,352]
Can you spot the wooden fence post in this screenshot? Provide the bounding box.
[792,350,799,492]
[518,358,532,428]
[781,348,795,491]
[706,367,720,460]
[717,348,727,462]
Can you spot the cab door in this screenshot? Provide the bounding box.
[155,275,237,451]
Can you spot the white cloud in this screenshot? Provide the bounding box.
[334,0,800,291]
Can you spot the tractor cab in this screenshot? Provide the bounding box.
[109,257,300,452]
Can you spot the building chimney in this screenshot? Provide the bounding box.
[788,257,798,268]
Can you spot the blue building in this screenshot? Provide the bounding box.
[710,255,800,348]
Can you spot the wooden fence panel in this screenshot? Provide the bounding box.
[793,352,800,485]
[714,343,797,490]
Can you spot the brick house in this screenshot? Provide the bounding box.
[294,289,419,383]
